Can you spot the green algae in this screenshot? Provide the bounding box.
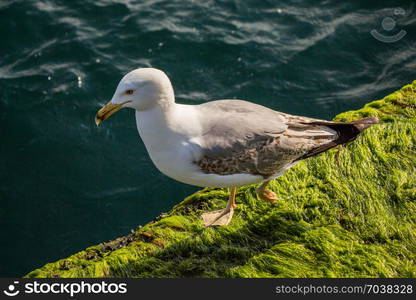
[25,82,416,278]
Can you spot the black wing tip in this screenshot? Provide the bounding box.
[294,116,379,161]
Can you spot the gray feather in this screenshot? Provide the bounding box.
[193,99,341,177]
[196,100,288,157]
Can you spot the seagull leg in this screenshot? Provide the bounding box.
[202,187,237,227]
[256,180,277,203]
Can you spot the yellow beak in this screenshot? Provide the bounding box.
[95,100,129,126]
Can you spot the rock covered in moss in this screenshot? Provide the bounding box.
[26,82,416,278]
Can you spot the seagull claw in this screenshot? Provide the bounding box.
[202,208,234,226]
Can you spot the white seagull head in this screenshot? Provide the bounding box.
[95,68,174,125]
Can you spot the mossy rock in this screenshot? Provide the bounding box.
[26,81,416,278]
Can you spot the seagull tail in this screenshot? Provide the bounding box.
[295,116,379,161]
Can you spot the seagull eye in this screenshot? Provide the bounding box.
[125,89,134,95]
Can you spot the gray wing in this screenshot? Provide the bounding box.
[194,99,338,177]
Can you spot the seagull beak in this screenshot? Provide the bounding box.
[95,100,130,126]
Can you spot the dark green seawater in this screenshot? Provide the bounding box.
[1,0,415,276]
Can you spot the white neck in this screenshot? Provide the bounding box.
[135,101,201,156]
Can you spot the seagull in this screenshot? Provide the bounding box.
[95,68,378,226]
